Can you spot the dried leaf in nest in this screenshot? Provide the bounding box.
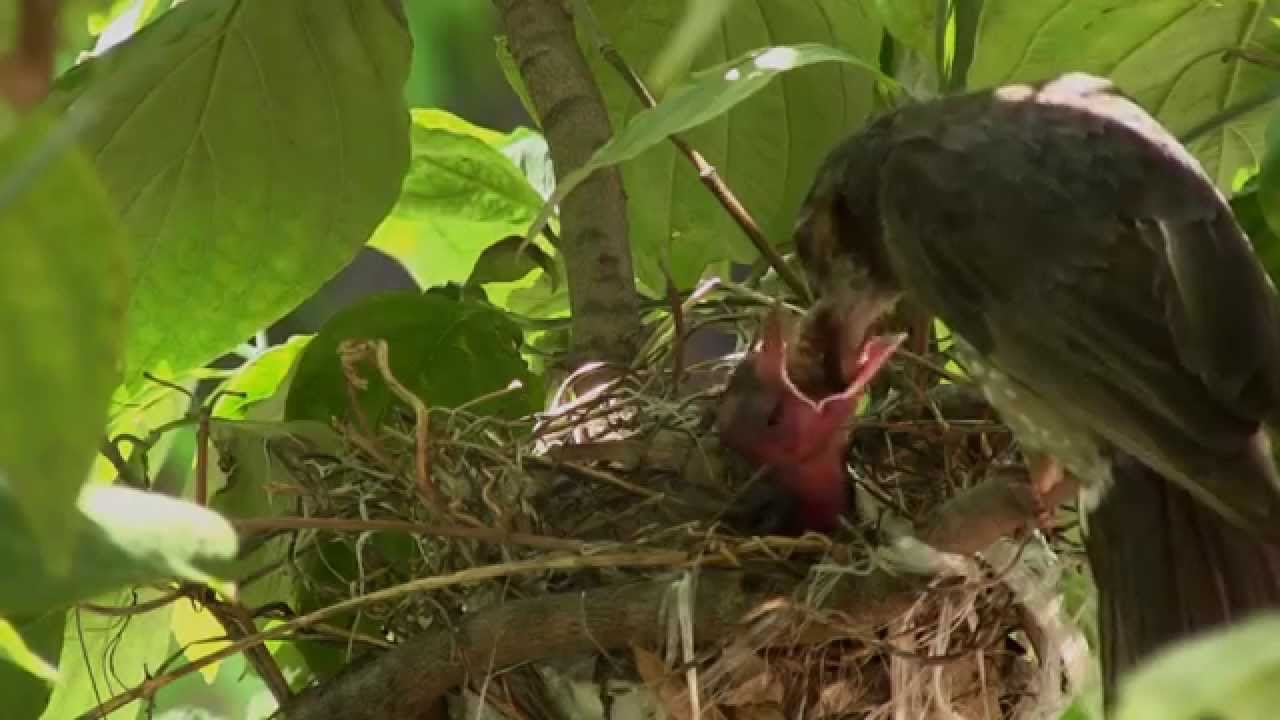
[633,645,728,720]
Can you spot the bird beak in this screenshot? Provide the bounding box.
[759,307,904,415]
[832,331,906,407]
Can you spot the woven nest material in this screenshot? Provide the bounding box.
[240,291,1095,720]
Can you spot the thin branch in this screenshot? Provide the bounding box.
[1180,80,1280,146]
[583,20,810,301]
[231,516,587,553]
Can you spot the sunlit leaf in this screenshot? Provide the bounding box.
[1116,614,1280,720]
[86,0,170,54]
[79,485,238,592]
[51,0,411,388]
[0,616,58,680]
[0,485,237,615]
[0,612,63,717]
[0,115,128,568]
[370,109,547,290]
[171,598,229,683]
[213,335,313,421]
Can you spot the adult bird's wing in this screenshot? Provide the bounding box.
[868,75,1280,533]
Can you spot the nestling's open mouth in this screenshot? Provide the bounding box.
[840,332,906,399]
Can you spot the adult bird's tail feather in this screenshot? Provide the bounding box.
[1084,451,1280,705]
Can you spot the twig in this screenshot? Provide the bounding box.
[367,339,442,509]
[279,469,1070,720]
[582,16,810,301]
[196,407,210,506]
[232,516,587,552]
[530,454,669,502]
[79,587,186,617]
[661,261,687,388]
[189,587,294,707]
[98,437,143,488]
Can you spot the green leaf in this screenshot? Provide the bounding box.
[575,2,888,289]
[874,0,940,58]
[467,235,559,288]
[0,485,237,616]
[638,0,736,94]
[496,36,540,122]
[1258,111,1280,240]
[285,292,543,425]
[0,615,59,680]
[87,0,169,38]
[0,612,64,716]
[94,376,194,490]
[51,0,411,387]
[0,115,129,568]
[209,420,342,610]
[213,335,313,421]
[370,109,547,290]
[40,589,176,720]
[1116,613,1280,720]
[1231,185,1280,300]
[967,0,1280,189]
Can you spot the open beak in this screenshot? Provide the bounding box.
[761,308,904,415]
[837,331,906,405]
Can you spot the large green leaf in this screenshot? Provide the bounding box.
[370,109,548,290]
[578,1,886,290]
[40,589,177,720]
[51,0,411,387]
[966,0,1280,189]
[285,292,543,425]
[0,485,237,616]
[1116,614,1280,720]
[0,116,128,568]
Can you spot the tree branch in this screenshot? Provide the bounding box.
[0,0,58,110]
[494,0,642,364]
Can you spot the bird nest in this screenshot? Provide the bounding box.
[251,293,1094,720]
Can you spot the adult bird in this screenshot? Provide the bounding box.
[791,73,1280,702]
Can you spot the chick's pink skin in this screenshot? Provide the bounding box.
[718,311,903,532]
